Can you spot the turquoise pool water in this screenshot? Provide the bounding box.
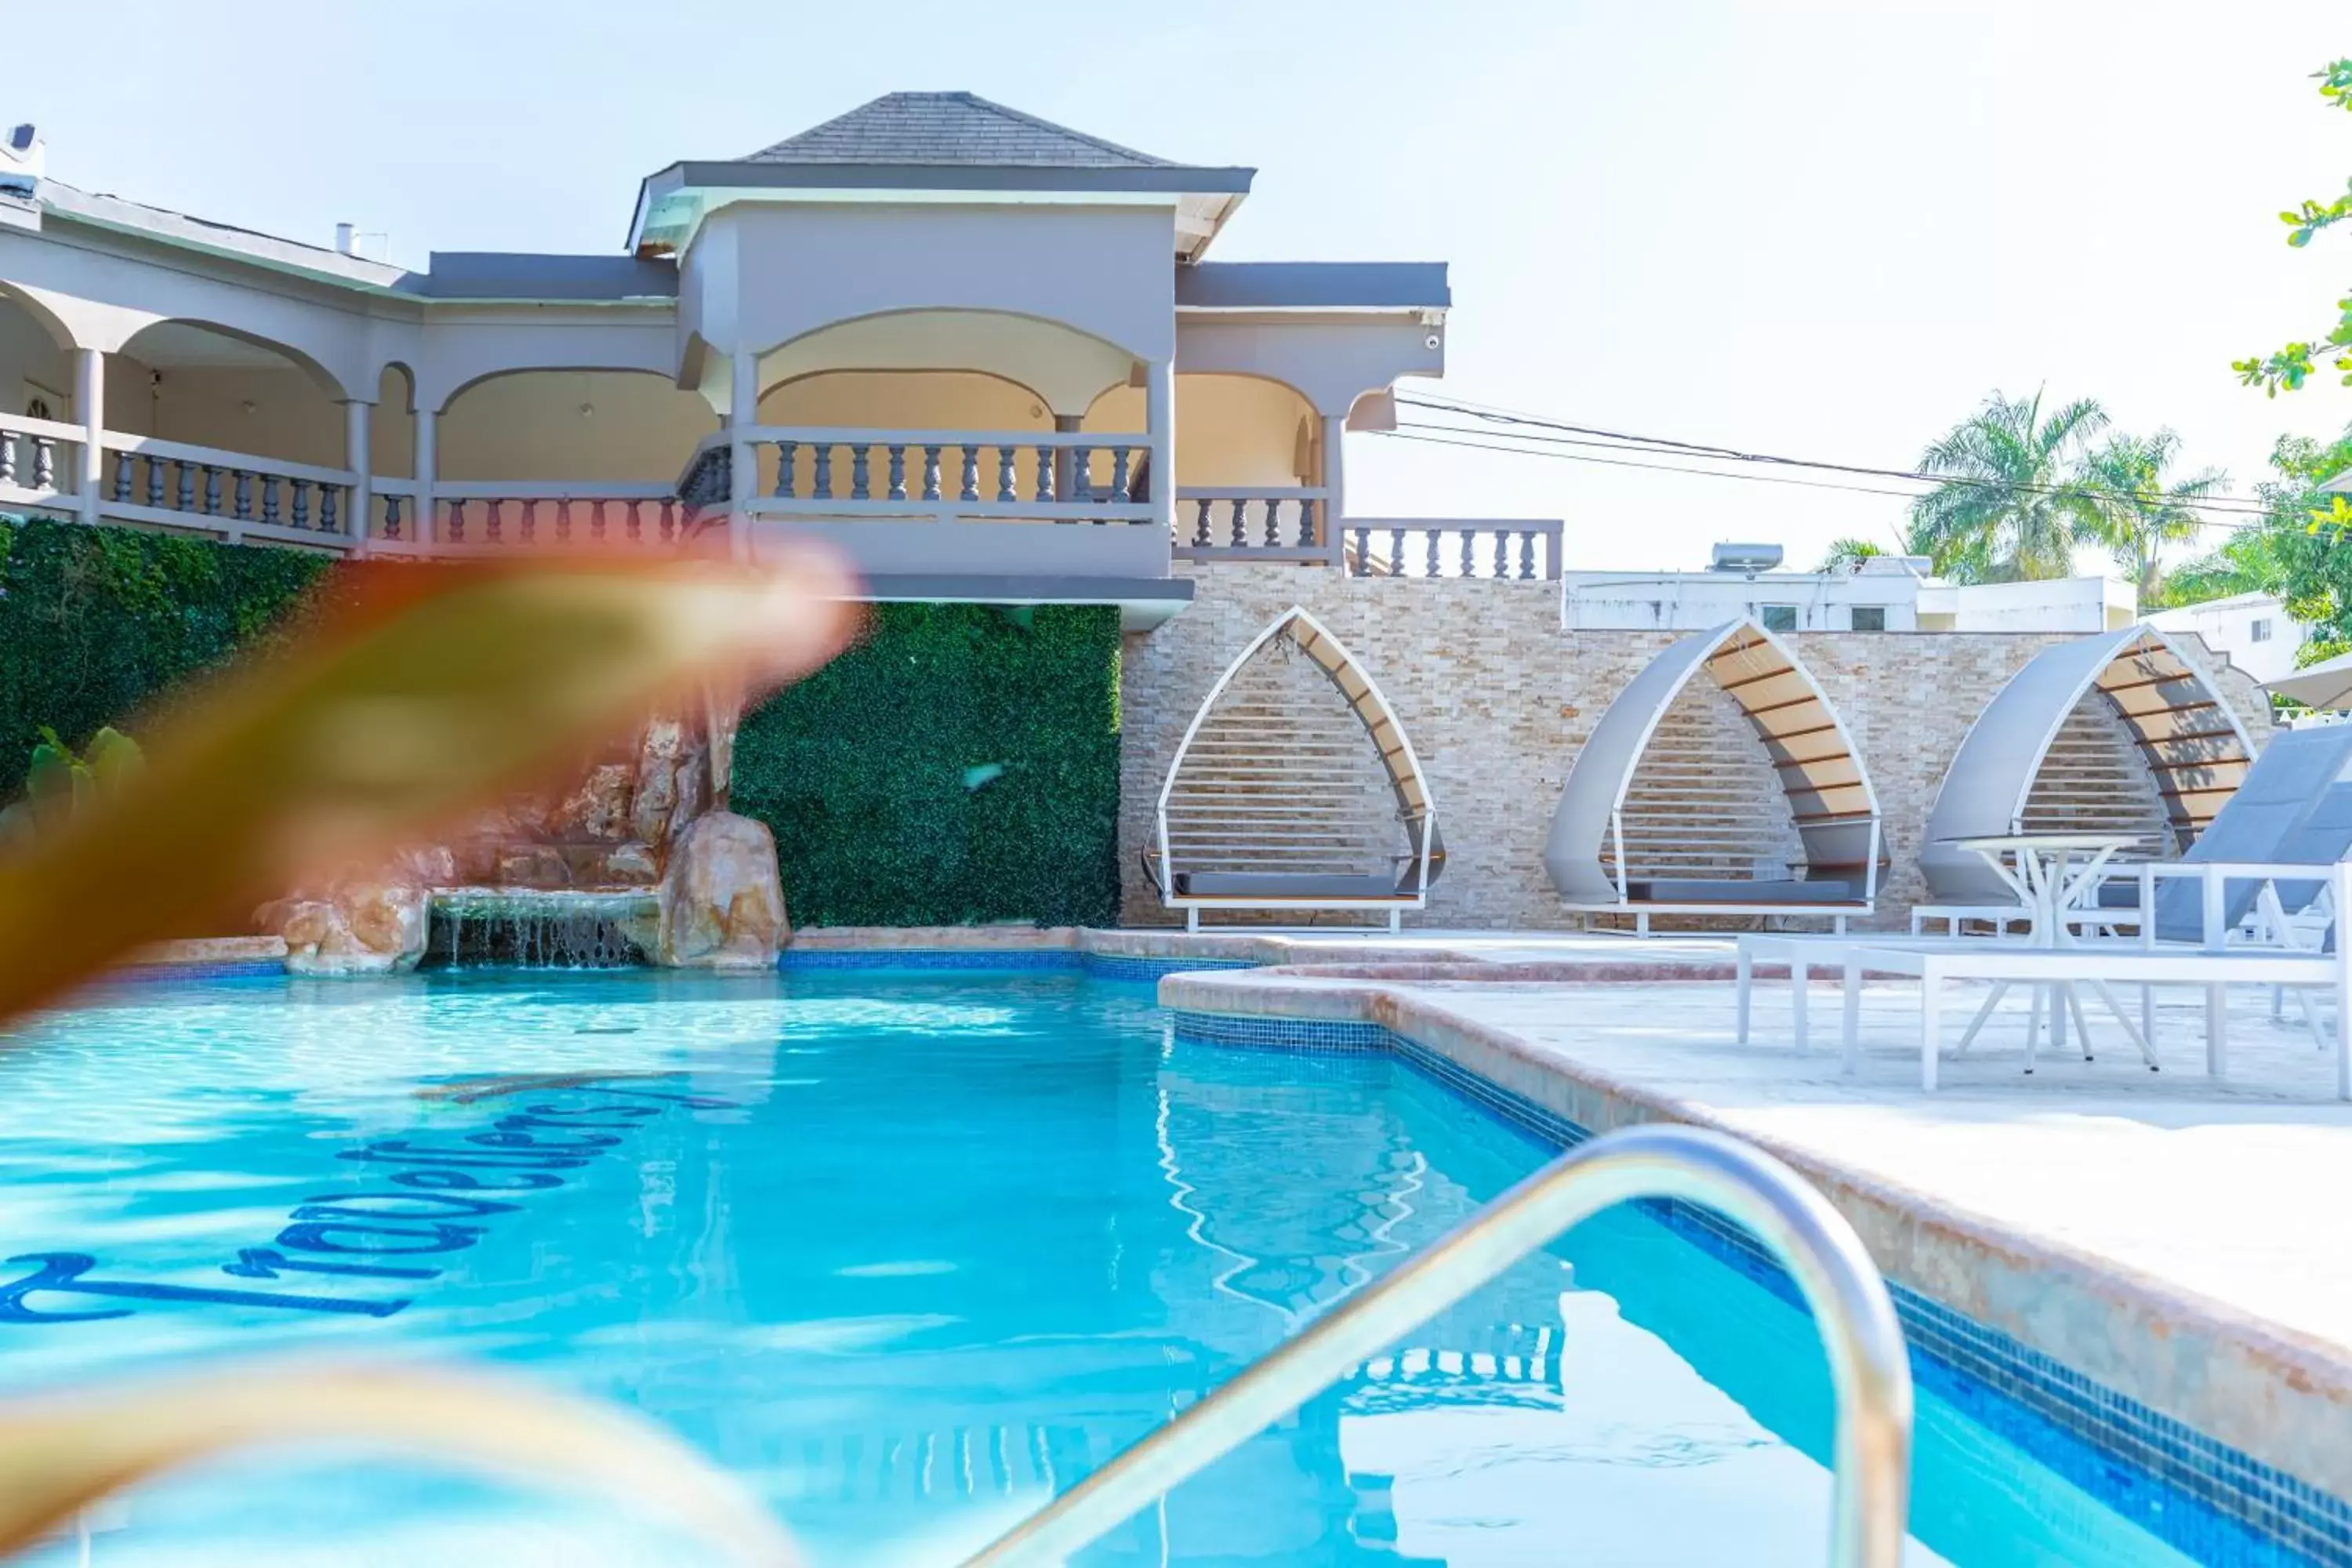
[0,967,2286,1566]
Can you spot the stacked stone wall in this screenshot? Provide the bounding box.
[1118,566,2274,931]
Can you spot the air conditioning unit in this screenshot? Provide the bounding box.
[1709,542,1784,575]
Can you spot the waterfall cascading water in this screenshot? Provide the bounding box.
[426,888,659,969]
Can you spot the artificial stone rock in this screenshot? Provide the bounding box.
[261,847,446,976]
[655,811,788,970]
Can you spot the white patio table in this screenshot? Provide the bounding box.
[1936,832,2156,1073]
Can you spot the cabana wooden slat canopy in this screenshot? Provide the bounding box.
[1149,606,1443,930]
[1544,619,1882,932]
[1920,623,2256,904]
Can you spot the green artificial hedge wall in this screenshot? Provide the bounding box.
[731,602,1123,928]
[0,516,332,786]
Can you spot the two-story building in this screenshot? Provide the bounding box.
[0,93,1533,628]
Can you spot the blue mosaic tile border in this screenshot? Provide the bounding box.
[95,960,287,985]
[779,948,1260,982]
[781,948,1084,973]
[1169,1006,2349,1567]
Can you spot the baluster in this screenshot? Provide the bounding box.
[850,443,870,500]
[175,460,195,511]
[592,499,610,541]
[319,483,339,535]
[234,470,253,521]
[110,450,131,501]
[1033,445,1053,502]
[658,500,676,543]
[1429,529,1443,576]
[1460,528,1474,578]
[1298,497,1318,548]
[147,454,165,508]
[922,445,942,502]
[260,474,280,524]
[554,499,571,543]
[1348,526,1370,575]
[775,440,797,498]
[625,501,642,543]
[1389,527,1405,575]
[957,446,978,503]
[201,465,222,516]
[31,438,54,492]
[1192,498,1211,546]
[1519,530,1537,579]
[1073,447,1093,503]
[1494,528,1509,578]
[485,498,504,543]
[382,493,403,541]
[887,445,908,501]
[996,445,1016,503]
[0,432,13,491]
[1229,498,1247,548]
[1264,498,1281,547]
[1110,445,1132,500]
[812,443,833,499]
[290,480,310,530]
[447,499,466,543]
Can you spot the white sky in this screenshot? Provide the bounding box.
[14,1,2352,573]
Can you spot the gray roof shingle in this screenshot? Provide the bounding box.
[742,92,1173,169]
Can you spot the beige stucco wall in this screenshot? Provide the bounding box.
[1118,565,2275,931]
[1091,373,1316,486]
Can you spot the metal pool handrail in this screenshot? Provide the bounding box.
[957,1123,1915,1568]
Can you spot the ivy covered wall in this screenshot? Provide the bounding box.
[0,520,1126,929]
[731,603,1123,927]
[0,517,332,786]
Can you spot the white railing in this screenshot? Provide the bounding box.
[1174,486,1328,561]
[368,481,686,555]
[719,426,1157,524]
[0,410,82,514]
[96,434,361,546]
[1345,517,1564,582]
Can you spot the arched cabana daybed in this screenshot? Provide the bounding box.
[1149,607,1443,931]
[1919,624,2256,904]
[1544,619,1882,933]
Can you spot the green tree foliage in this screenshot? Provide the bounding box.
[2157,426,2352,662]
[730,603,1122,927]
[2234,58,2352,395]
[1816,537,1888,571]
[1904,390,2107,582]
[2073,430,2227,603]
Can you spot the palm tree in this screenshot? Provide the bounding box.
[1906,390,2109,583]
[1817,537,1888,572]
[2074,430,2227,604]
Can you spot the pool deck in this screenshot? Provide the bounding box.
[1129,929,2352,1511]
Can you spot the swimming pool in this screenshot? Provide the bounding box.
[0,966,2301,1566]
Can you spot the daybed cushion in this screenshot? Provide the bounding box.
[1621,878,1856,906]
[1172,872,1407,900]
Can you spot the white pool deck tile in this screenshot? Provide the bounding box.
[1392,967,2352,1355]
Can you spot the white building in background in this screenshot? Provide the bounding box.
[1560,545,2133,634]
[2147,592,2307,685]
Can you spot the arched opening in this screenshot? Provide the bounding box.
[436,368,717,484]
[756,308,1136,420]
[1547,619,1882,926]
[757,369,1051,434]
[0,286,77,423]
[107,319,345,468]
[1091,372,1319,488]
[372,363,416,479]
[1152,607,1441,930]
[1922,626,2256,903]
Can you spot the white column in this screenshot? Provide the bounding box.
[1143,357,1174,541]
[414,407,437,547]
[728,347,759,564]
[343,399,372,557]
[1322,412,1348,568]
[74,348,103,526]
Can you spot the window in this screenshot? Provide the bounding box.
[1849,605,1887,632]
[1759,604,1798,632]
[2250,619,2274,643]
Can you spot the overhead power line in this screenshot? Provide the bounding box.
[1381,393,2288,532]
